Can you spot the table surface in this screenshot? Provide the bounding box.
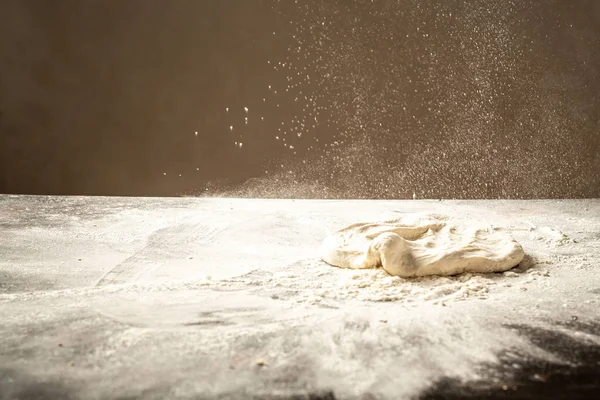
[1,195,599,400]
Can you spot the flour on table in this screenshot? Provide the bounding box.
[321,213,525,277]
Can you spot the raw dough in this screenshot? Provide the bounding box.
[321,214,525,277]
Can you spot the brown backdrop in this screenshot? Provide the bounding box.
[1,0,598,198]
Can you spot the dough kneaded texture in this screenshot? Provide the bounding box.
[321,214,525,277]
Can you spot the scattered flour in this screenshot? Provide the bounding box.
[222,260,514,306]
[0,258,531,308]
[531,226,574,245]
[321,213,525,277]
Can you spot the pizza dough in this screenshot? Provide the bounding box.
[321,214,525,277]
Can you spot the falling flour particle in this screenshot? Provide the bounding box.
[321,214,525,278]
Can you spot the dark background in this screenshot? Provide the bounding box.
[0,0,598,199]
